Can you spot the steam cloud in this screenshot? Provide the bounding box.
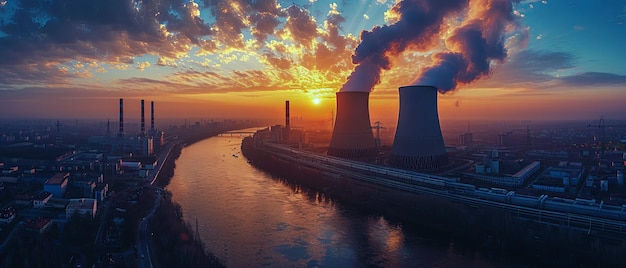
[340,0,527,93]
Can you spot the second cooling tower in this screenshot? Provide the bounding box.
[328,92,377,158]
[390,85,448,170]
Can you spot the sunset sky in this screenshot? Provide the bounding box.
[0,0,624,123]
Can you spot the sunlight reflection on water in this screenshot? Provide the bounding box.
[167,132,494,267]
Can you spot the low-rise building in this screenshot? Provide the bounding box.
[66,198,97,218]
[533,164,583,193]
[33,191,53,208]
[23,218,53,234]
[44,172,69,197]
[15,193,34,206]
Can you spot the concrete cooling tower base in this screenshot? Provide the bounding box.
[327,147,378,159]
[389,154,449,170]
[328,92,378,159]
[390,85,448,170]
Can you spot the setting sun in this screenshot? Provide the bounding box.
[312,98,321,105]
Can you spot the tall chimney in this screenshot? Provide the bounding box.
[390,86,448,170]
[151,101,155,131]
[285,100,290,129]
[141,99,145,135]
[118,98,124,137]
[284,100,290,143]
[328,92,377,158]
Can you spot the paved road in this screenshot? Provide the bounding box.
[137,188,162,268]
[137,140,176,268]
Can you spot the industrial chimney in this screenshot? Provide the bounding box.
[284,100,290,143]
[150,101,155,131]
[118,98,124,137]
[328,92,377,158]
[141,99,146,136]
[390,86,448,170]
[285,100,290,129]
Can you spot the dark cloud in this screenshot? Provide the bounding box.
[477,50,576,87]
[250,12,281,43]
[477,50,626,88]
[0,0,217,88]
[322,12,348,50]
[506,50,576,76]
[204,0,285,48]
[299,11,355,73]
[264,53,293,70]
[117,77,180,87]
[248,0,285,43]
[0,0,369,94]
[0,0,212,64]
[559,72,626,86]
[284,5,318,47]
[0,61,77,89]
[207,1,249,48]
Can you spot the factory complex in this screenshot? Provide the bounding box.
[244,83,626,241]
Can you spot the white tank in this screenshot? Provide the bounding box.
[390,85,448,170]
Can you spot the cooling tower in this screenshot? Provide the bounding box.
[328,92,377,158]
[390,85,448,170]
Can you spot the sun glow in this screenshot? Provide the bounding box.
[312,98,321,105]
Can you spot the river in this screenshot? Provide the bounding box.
[167,132,496,267]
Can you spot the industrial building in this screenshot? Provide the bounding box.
[464,161,541,188]
[66,198,97,218]
[23,218,53,234]
[44,172,69,197]
[33,191,53,208]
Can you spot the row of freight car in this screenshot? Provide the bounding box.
[263,142,626,222]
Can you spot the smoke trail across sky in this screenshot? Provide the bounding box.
[340,0,527,93]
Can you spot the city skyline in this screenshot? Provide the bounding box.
[0,0,625,121]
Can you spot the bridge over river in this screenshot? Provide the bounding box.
[218,130,256,137]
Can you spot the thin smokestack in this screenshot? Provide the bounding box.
[151,101,155,131]
[118,98,124,137]
[141,99,145,135]
[285,100,290,129]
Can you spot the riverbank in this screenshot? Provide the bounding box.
[241,137,626,267]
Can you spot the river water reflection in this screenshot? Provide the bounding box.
[167,133,495,267]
